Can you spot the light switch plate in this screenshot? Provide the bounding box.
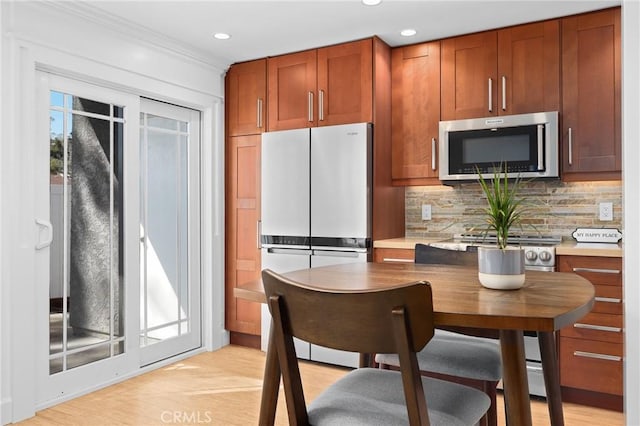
[421,204,432,221]
[599,202,613,221]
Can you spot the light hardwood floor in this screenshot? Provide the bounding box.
[18,345,623,425]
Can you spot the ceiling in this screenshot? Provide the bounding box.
[84,0,620,69]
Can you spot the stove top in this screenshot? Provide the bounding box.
[453,233,562,246]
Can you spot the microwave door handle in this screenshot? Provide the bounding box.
[537,124,544,171]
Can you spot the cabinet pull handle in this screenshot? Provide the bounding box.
[382,258,414,263]
[501,75,506,111]
[574,351,622,362]
[319,90,324,121]
[431,138,437,171]
[488,78,493,112]
[257,220,262,249]
[308,91,314,122]
[574,323,622,333]
[257,98,263,128]
[568,127,573,166]
[573,267,620,274]
[595,296,622,304]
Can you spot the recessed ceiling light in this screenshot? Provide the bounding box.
[362,0,382,6]
[214,33,231,40]
[400,29,417,37]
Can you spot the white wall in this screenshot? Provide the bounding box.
[622,1,639,424]
[0,2,227,423]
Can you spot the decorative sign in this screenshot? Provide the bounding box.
[572,228,622,243]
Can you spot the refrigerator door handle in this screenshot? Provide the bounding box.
[267,247,313,256]
[312,250,361,258]
[257,220,262,249]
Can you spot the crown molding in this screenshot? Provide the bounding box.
[37,0,229,72]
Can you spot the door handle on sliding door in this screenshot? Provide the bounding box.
[35,218,53,250]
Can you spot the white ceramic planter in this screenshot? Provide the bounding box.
[477,246,526,290]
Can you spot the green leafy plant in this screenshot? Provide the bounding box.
[477,164,530,250]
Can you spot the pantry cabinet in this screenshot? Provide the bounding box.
[267,39,373,130]
[224,134,262,343]
[226,59,267,136]
[391,41,441,185]
[558,255,623,411]
[441,20,560,120]
[561,7,621,181]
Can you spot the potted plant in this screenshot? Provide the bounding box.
[476,164,529,290]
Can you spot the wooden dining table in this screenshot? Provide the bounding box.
[235,261,595,426]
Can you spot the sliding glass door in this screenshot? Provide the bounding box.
[35,73,201,405]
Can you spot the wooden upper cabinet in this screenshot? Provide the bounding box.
[441,31,497,120]
[561,8,621,181]
[497,20,560,115]
[317,39,373,126]
[441,20,560,120]
[267,49,317,131]
[267,39,373,131]
[391,41,441,185]
[226,59,267,136]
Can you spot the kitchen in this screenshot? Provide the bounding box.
[0,1,638,425]
[225,2,626,421]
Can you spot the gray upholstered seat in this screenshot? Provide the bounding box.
[308,368,490,426]
[375,243,503,426]
[375,329,502,381]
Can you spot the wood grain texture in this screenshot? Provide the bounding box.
[239,262,595,332]
[17,346,623,426]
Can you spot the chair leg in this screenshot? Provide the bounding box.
[483,382,498,426]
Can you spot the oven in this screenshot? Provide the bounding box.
[431,233,562,398]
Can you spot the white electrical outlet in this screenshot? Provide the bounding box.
[421,204,432,221]
[599,202,613,221]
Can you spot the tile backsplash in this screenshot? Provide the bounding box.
[405,180,623,241]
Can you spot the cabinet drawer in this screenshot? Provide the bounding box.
[373,248,414,263]
[560,337,622,395]
[591,284,623,315]
[557,256,622,286]
[561,312,623,343]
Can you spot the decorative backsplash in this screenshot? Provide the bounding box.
[405,180,623,241]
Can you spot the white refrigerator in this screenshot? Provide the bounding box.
[260,122,372,368]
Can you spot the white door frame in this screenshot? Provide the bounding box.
[139,98,202,366]
[34,71,141,405]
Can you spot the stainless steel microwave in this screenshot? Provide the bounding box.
[438,111,559,182]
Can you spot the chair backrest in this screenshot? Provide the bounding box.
[262,268,435,425]
[415,243,477,266]
[415,244,500,339]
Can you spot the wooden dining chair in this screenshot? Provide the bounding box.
[262,268,490,426]
[375,244,503,426]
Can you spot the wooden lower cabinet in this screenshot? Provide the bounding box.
[373,248,414,263]
[557,255,623,411]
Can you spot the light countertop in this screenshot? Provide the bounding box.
[374,237,622,258]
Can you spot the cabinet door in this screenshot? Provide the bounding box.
[497,20,560,115]
[441,31,497,120]
[373,248,415,264]
[391,42,441,185]
[317,39,373,126]
[225,135,261,335]
[267,49,317,131]
[561,8,621,180]
[226,59,266,136]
